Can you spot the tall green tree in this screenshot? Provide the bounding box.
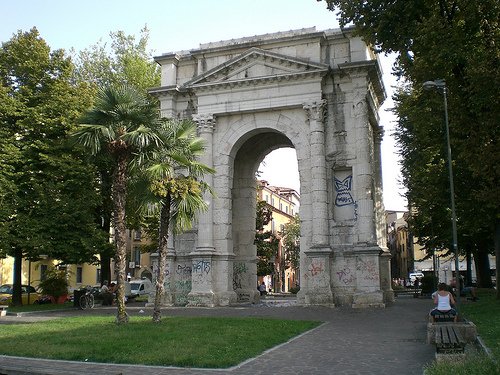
[281,214,300,271]
[255,200,279,277]
[0,28,106,305]
[72,27,161,285]
[322,0,499,288]
[73,84,160,323]
[128,119,214,322]
[73,26,160,95]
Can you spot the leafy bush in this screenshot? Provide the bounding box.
[289,286,300,294]
[38,268,69,298]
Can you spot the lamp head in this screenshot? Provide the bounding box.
[422,79,446,91]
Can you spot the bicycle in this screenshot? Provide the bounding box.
[79,287,95,310]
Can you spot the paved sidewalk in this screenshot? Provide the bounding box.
[0,297,435,375]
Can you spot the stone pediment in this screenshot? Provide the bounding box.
[183,48,328,90]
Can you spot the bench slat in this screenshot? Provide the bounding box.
[435,325,465,353]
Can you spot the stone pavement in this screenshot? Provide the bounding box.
[0,296,435,375]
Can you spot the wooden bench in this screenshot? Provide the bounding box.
[0,305,8,317]
[435,325,466,354]
[433,313,456,323]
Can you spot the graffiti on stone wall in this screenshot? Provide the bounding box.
[165,268,170,277]
[233,262,248,290]
[336,267,355,285]
[237,292,251,302]
[164,279,192,306]
[334,175,354,207]
[356,259,379,281]
[308,259,324,277]
[176,264,192,276]
[192,260,211,274]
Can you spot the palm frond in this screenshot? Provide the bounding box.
[72,124,114,155]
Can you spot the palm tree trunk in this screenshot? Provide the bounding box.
[153,194,172,323]
[113,156,129,324]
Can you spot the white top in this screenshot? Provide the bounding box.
[437,293,452,311]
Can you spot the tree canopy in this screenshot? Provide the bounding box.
[73,84,161,323]
[71,27,161,284]
[322,0,499,287]
[0,28,107,304]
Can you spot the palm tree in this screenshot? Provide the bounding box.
[130,118,214,323]
[72,84,160,324]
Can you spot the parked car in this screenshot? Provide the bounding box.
[128,279,153,298]
[0,284,41,305]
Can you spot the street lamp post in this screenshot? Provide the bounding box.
[422,79,460,309]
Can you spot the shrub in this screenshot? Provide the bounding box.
[289,286,300,294]
[38,267,69,299]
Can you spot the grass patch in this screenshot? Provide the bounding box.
[424,354,499,375]
[460,289,500,358]
[0,316,320,368]
[424,289,500,374]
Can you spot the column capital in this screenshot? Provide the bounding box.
[303,100,327,122]
[192,113,216,133]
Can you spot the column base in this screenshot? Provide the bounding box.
[217,290,238,306]
[187,291,216,307]
[234,289,260,304]
[351,291,385,308]
[299,289,335,306]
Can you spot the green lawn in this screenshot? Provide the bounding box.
[424,289,500,375]
[0,316,320,368]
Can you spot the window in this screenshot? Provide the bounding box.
[134,247,141,266]
[40,264,48,281]
[285,206,288,214]
[265,195,269,203]
[280,203,283,211]
[76,267,83,283]
[134,230,142,240]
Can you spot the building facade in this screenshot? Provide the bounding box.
[257,180,300,293]
[150,27,392,308]
[0,256,100,293]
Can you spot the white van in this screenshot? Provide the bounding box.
[127,278,153,298]
[408,272,424,286]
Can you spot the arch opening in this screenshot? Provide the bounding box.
[231,132,301,303]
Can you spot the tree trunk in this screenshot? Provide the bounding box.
[99,219,112,286]
[465,245,473,286]
[153,195,171,323]
[12,248,23,306]
[474,248,492,289]
[100,254,112,287]
[99,169,113,285]
[495,220,500,299]
[113,157,129,324]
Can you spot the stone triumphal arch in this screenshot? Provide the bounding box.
[150,27,393,308]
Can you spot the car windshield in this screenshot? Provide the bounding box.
[130,284,140,291]
[0,285,13,294]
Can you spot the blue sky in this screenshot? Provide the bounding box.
[1,0,406,210]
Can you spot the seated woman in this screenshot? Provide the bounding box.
[99,281,113,306]
[429,282,457,322]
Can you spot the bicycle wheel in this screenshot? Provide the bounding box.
[79,294,88,310]
[88,294,95,309]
